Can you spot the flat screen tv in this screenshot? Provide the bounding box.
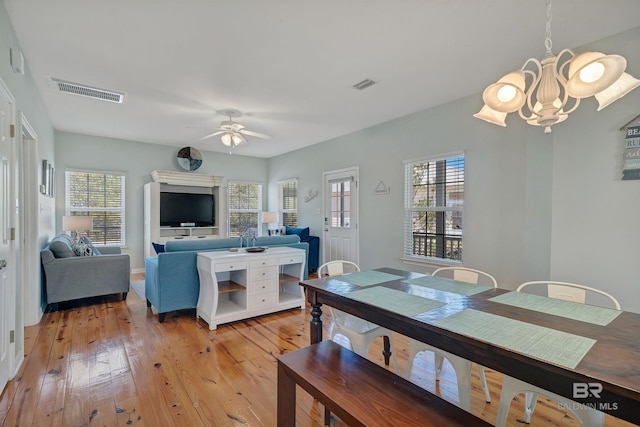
[160,192,214,227]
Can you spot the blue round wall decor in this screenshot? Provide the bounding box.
[177,146,203,171]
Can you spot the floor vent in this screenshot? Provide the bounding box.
[50,78,124,103]
[352,79,377,90]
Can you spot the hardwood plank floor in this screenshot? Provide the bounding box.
[0,274,636,426]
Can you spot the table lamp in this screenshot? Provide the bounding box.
[261,212,278,235]
[62,215,93,244]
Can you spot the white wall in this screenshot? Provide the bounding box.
[268,26,640,313]
[549,27,640,312]
[0,1,56,375]
[54,131,269,272]
[268,95,533,290]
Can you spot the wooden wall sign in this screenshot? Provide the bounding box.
[623,125,640,180]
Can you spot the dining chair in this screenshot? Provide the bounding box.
[495,281,620,427]
[318,260,398,371]
[318,260,400,426]
[404,267,495,410]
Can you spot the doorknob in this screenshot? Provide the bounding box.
[0,259,6,269]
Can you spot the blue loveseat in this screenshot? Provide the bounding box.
[285,226,319,273]
[144,235,309,322]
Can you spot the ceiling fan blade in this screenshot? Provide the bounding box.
[199,130,225,140]
[240,129,272,139]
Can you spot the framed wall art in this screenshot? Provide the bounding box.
[41,159,55,197]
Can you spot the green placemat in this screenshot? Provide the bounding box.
[345,287,446,317]
[433,309,596,369]
[332,270,404,287]
[406,275,493,296]
[489,292,621,326]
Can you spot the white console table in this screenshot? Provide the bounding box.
[196,247,306,330]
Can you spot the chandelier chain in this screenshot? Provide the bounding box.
[544,0,553,56]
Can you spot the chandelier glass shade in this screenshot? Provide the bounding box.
[474,0,640,133]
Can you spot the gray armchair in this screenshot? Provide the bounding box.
[41,234,130,306]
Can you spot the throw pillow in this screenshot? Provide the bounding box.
[79,236,102,255]
[49,240,76,258]
[286,226,310,240]
[152,242,165,254]
[72,242,93,257]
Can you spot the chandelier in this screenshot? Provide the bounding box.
[474,0,640,133]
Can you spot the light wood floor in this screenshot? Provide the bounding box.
[0,274,635,426]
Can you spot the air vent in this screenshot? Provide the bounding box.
[352,79,377,91]
[50,78,124,103]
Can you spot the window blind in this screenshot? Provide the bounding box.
[404,152,464,261]
[228,181,263,236]
[65,170,126,245]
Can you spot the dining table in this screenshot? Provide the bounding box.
[299,267,640,425]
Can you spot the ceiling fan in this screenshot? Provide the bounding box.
[200,109,272,148]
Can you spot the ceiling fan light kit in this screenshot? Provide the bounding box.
[200,109,271,150]
[474,0,640,134]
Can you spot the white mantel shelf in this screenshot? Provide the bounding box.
[151,170,224,187]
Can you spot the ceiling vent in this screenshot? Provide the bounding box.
[50,78,124,103]
[352,78,377,91]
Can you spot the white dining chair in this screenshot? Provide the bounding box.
[495,281,620,427]
[404,267,495,410]
[318,260,398,371]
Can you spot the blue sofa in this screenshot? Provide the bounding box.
[144,235,309,322]
[285,226,320,273]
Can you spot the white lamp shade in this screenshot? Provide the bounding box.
[566,51,626,98]
[232,133,244,145]
[473,104,507,127]
[221,133,232,146]
[261,212,278,224]
[595,72,640,111]
[482,71,527,113]
[62,215,93,232]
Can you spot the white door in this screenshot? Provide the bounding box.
[0,79,15,391]
[322,167,359,265]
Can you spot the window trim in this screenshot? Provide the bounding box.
[227,180,263,237]
[403,151,464,264]
[278,178,298,227]
[64,168,126,246]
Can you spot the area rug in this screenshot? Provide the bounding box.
[131,280,145,300]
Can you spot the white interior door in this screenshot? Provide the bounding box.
[322,167,359,265]
[0,79,16,392]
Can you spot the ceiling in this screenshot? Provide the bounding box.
[4,1,640,158]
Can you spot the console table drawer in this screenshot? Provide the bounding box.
[249,266,277,281]
[279,254,305,265]
[214,261,247,272]
[249,258,277,268]
[248,292,277,310]
[249,279,277,295]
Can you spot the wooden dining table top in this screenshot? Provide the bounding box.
[299,267,640,425]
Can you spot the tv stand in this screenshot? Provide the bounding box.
[159,226,218,242]
[144,170,224,258]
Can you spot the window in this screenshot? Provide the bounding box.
[404,152,464,262]
[65,170,126,245]
[278,179,298,227]
[329,177,353,228]
[228,181,263,236]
